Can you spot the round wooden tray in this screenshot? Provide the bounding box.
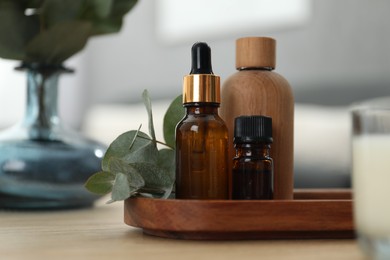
[124,189,354,240]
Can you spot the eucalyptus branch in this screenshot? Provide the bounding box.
[136,134,174,150]
[85,92,183,202]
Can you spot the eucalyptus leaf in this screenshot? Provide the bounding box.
[142,89,156,141]
[161,183,174,199]
[107,157,134,174]
[85,90,179,201]
[157,148,175,177]
[163,95,184,148]
[107,157,145,188]
[156,148,175,198]
[110,172,133,201]
[25,21,92,64]
[131,162,174,195]
[102,130,158,171]
[84,171,115,195]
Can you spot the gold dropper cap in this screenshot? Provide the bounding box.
[183,74,220,103]
[183,42,221,104]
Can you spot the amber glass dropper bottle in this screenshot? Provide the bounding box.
[175,42,229,200]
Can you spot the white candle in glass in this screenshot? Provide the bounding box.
[353,135,390,237]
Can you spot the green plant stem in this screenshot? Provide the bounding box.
[136,134,174,150]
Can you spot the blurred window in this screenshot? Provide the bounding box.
[156,0,311,44]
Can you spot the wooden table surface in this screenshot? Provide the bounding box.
[0,198,365,260]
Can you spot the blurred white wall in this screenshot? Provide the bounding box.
[1,0,390,129]
[0,60,24,128]
[84,0,390,104]
[155,0,311,44]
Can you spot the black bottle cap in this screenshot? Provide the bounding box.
[234,116,273,143]
[190,42,214,74]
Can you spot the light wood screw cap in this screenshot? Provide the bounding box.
[236,37,276,70]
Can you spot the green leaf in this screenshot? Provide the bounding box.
[111,172,133,201]
[84,171,115,195]
[0,1,39,60]
[163,95,184,148]
[85,91,180,201]
[87,0,138,35]
[87,0,113,18]
[157,148,175,198]
[107,157,145,188]
[110,0,138,17]
[157,148,175,177]
[25,20,92,64]
[131,161,175,197]
[142,89,156,142]
[41,0,83,28]
[102,130,158,171]
[0,0,138,63]
[161,183,174,199]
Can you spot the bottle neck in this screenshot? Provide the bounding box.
[238,67,273,71]
[18,67,68,140]
[184,102,220,115]
[234,142,271,158]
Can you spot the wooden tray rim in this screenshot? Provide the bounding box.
[124,189,354,240]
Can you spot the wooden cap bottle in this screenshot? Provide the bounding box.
[220,36,294,200]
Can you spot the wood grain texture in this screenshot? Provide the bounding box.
[294,189,353,200]
[236,37,276,69]
[124,190,353,240]
[220,70,294,200]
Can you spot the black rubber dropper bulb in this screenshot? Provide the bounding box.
[190,42,214,75]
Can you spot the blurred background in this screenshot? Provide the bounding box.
[1,0,390,187]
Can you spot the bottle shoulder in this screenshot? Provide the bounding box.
[233,156,273,168]
[223,70,292,92]
[177,114,228,132]
[179,112,226,122]
[221,70,294,108]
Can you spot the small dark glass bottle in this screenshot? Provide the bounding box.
[232,116,273,200]
[175,42,229,199]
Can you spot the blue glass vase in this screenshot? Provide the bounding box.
[0,63,106,209]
